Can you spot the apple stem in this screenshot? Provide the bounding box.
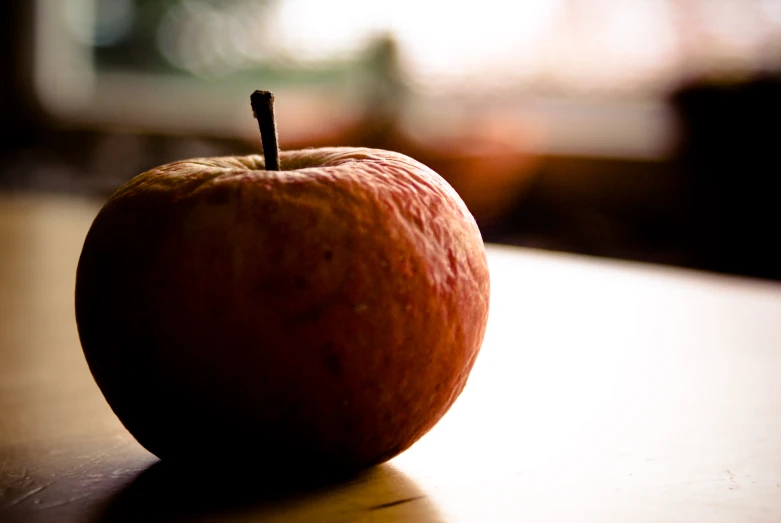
[250,90,280,171]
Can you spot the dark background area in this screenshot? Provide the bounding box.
[2,0,780,280]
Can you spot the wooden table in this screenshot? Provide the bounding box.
[2,194,781,522]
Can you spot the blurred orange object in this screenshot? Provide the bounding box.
[403,115,540,226]
[282,112,540,227]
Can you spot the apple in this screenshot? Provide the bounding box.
[75,91,490,476]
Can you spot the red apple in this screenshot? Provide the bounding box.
[75,91,490,476]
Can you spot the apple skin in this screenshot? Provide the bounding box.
[75,147,490,475]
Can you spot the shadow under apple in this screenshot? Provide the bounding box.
[95,458,442,522]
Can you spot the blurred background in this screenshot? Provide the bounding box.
[1,0,780,280]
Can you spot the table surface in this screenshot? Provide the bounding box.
[2,193,781,523]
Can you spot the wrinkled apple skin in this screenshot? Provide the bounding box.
[75,147,490,474]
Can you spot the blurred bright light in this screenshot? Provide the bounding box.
[157,1,251,77]
[389,1,560,87]
[268,0,389,62]
[125,0,781,91]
